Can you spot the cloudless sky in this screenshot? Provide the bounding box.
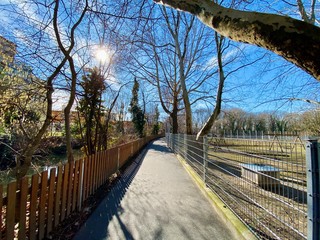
[0,0,319,117]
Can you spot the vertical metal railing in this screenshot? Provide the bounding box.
[165,133,315,239]
[203,136,208,184]
[306,140,320,240]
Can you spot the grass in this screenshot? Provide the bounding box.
[201,137,308,239]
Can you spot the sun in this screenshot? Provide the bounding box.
[95,48,109,63]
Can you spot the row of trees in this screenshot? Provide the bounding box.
[0,0,319,180]
[192,108,320,136]
[0,61,161,171]
[148,0,319,138]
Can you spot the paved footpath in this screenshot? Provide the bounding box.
[73,139,236,240]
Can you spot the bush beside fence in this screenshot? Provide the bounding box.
[0,135,162,240]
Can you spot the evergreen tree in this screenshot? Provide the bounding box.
[78,67,105,155]
[116,102,125,134]
[129,78,145,137]
[152,106,160,135]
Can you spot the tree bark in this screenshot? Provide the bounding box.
[197,33,225,138]
[154,0,320,80]
[171,110,179,134]
[162,8,194,135]
[53,0,88,161]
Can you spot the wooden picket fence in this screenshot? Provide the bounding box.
[0,135,161,240]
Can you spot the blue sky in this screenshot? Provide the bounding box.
[0,0,319,117]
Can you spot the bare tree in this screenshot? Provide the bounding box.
[154,0,320,80]
[131,6,216,134]
[1,0,90,178]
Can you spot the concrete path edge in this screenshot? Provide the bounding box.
[176,154,258,240]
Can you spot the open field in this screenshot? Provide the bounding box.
[171,135,308,239]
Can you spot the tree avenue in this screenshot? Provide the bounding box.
[154,0,320,81]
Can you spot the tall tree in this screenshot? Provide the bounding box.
[78,67,105,155]
[154,0,320,80]
[54,0,89,162]
[152,105,160,135]
[129,78,145,137]
[131,6,215,134]
[0,0,90,178]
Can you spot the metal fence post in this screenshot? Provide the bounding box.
[203,136,208,184]
[306,139,320,240]
[178,133,180,154]
[172,134,175,152]
[184,134,187,160]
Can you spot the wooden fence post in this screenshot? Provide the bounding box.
[18,177,28,239]
[54,166,63,227]
[6,181,16,240]
[30,174,39,240]
[47,168,56,237]
[39,171,48,239]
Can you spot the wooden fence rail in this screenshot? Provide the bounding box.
[0,135,161,240]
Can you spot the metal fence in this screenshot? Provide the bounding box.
[166,133,319,240]
[215,130,309,141]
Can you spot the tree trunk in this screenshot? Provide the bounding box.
[15,155,32,181]
[171,110,179,134]
[181,77,193,135]
[64,68,76,162]
[197,33,225,138]
[155,0,320,80]
[64,108,74,162]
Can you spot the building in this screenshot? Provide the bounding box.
[0,35,16,64]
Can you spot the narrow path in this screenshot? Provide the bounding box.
[73,139,236,240]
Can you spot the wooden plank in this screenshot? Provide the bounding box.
[77,159,84,210]
[83,157,88,201]
[47,168,56,236]
[93,154,97,192]
[72,161,79,212]
[86,156,91,198]
[86,156,90,197]
[61,163,69,221]
[39,171,48,239]
[90,155,94,195]
[96,153,100,190]
[18,177,28,240]
[0,184,2,240]
[106,150,110,181]
[67,161,74,216]
[95,153,99,190]
[95,153,99,189]
[102,151,105,183]
[89,155,94,196]
[97,153,100,188]
[100,152,104,184]
[29,174,39,240]
[100,152,103,184]
[54,166,63,227]
[98,152,102,186]
[103,151,107,183]
[6,181,16,240]
[81,158,85,202]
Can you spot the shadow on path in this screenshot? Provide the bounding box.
[148,139,172,153]
[74,146,149,240]
[74,139,236,240]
